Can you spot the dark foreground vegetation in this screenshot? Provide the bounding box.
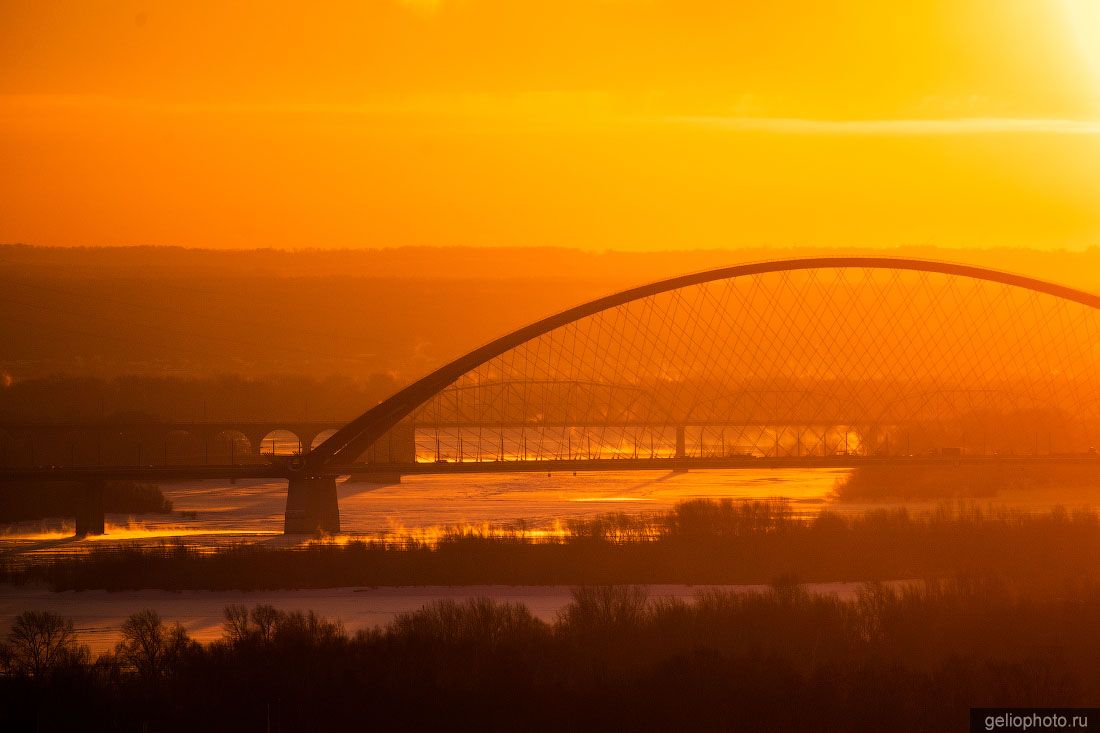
[2,581,1098,731]
[6,499,1100,590]
[0,480,173,523]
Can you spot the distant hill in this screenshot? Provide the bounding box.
[1,244,1098,381]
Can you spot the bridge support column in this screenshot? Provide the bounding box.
[673,426,689,472]
[284,476,340,534]
[75,479,105,537]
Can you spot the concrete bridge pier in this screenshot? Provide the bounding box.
[284,475,340,534]
[75,479,105,536]
[673,426,689,473]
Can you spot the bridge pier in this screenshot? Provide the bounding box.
[672,426,689,472]
[284,475,340,534]
[74,479,105,536]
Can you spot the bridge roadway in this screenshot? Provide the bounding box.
[1,454,1098,483]
[0,420,353,462]
[1,454,1097,537]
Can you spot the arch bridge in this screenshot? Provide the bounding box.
[3,257,1100,534]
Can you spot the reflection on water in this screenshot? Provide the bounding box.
[2,467,1098,559]
[0,468,845,557]
[334,468,848,537]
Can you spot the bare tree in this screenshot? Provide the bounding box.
[1,610,89,678]
[222,604,251,645]
[221,603,286,646]
[115,609,197,681]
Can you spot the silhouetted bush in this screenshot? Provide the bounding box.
[103,481,174,515]
[0,480,171,522]
[390,597,546,649]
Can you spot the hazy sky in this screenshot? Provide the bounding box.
[2,0,1099,250]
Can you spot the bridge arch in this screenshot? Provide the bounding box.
[259,429,302,457]
[309,257,1100,471]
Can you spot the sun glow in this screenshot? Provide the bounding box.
[1,1,1099,250]
[1065,0,1100,92]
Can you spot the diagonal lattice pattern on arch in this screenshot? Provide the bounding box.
[314,260,1100,467]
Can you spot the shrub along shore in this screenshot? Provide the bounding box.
[0,480,173,523]
[4,499,1099,590]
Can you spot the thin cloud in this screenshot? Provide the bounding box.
[670,116,1100,135]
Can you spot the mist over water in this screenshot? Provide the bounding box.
[4,466,1096,556]
[0,468,841,550]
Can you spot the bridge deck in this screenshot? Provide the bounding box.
[1,455,1097,483]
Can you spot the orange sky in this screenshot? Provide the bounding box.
[1,0,1099,250]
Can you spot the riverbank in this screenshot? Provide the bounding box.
[4,499,1099,591]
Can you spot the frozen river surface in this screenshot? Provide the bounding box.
[0,467,1091,650]
[0,468,848,554]
[1,466,1093,557]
